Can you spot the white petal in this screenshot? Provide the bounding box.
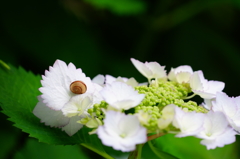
[169,65,193,83]
[145,62,166,79]
[105,75,117,84]
[168,68,176,81]
[33,96,69,127]
[190,71,225,99]
[202,99,214,110]
[213,92,236,117]
[111,100,136,110]
[203,111,228,137]
[97,111,147,152]
[158,104,176,129]
[190,71,204,91]
[176,72,192,83]
[130,58,153,79]
[212,92,240,131]
[200,127,236,150]
[118,115,140,137]
[97,126,128,151]
[100,82,145,110]
[192,90,216,99]
[92,74,105,86]
[61,115,83,136]
[207,81,225,94]
[174,65,193,74]
[62,95,92,117]
[125,77,139,87]
[173,107,205,137]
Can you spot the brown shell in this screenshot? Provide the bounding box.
[70,81,87,94]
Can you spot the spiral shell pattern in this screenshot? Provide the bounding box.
[70,81,87,94]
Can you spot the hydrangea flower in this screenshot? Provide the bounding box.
[196,111,236,150]
[168,65,193,83]
[173,106,205,137]
[100,81,145,110]
[92,74,143,88]
[211,92,240,132]
[105,75,140,87]
[130,58,167,82]
[97,111,147,152]
[61,94,92,117]
[39,59,98,110]
[190,71,225,99]
[33,59,102,136]
[32,58,239,153]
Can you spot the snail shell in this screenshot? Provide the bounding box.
[70,81,87,94]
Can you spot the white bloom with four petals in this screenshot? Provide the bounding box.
[211,92,240,132]
[196,111,236,150]
[97,111,147,152]
[190,71,225,99]
[92,74,144,88]
[131,58,167,82]
[100,81,145,110]
[173,106,205,137]
[39,59,97,110]
[33,59,102,136]
[168,65,193,83]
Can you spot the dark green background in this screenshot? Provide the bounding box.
[1,0,240,158]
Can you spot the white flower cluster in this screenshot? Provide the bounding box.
[131,58,236,150]
[33,59,147,151]
[33,58,239,152]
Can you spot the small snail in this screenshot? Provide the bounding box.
[70,81,87,94]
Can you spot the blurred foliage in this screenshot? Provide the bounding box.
[1,0,240,158]
[83,0,146,15]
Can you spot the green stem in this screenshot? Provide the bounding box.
[182,93,196,100]
[137,144,143,159]
[128,144,144,159]
[0,60,10,70]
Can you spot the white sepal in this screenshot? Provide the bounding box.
[100,82,145,110]
[131,58,167,81]
[196,111,236,150]
[33,96,69,128]
[173,106,205,137]
[39,59,95,110]
[97,111,147,152]
[61,115,83,136]
[212,92,240,132]
[168,65,193,83]
[190,71,225,99]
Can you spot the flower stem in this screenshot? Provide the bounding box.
[128,144,144,159]
[137,144,143,159]
[147,133,165,141]
[182,93,196,100]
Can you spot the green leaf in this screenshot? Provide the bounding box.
[154,134,239,159]
[148,141,179,159]
[0,64,113,158]
[84,0,146,15]
[14,138,90,159]
[0,113,21,159]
